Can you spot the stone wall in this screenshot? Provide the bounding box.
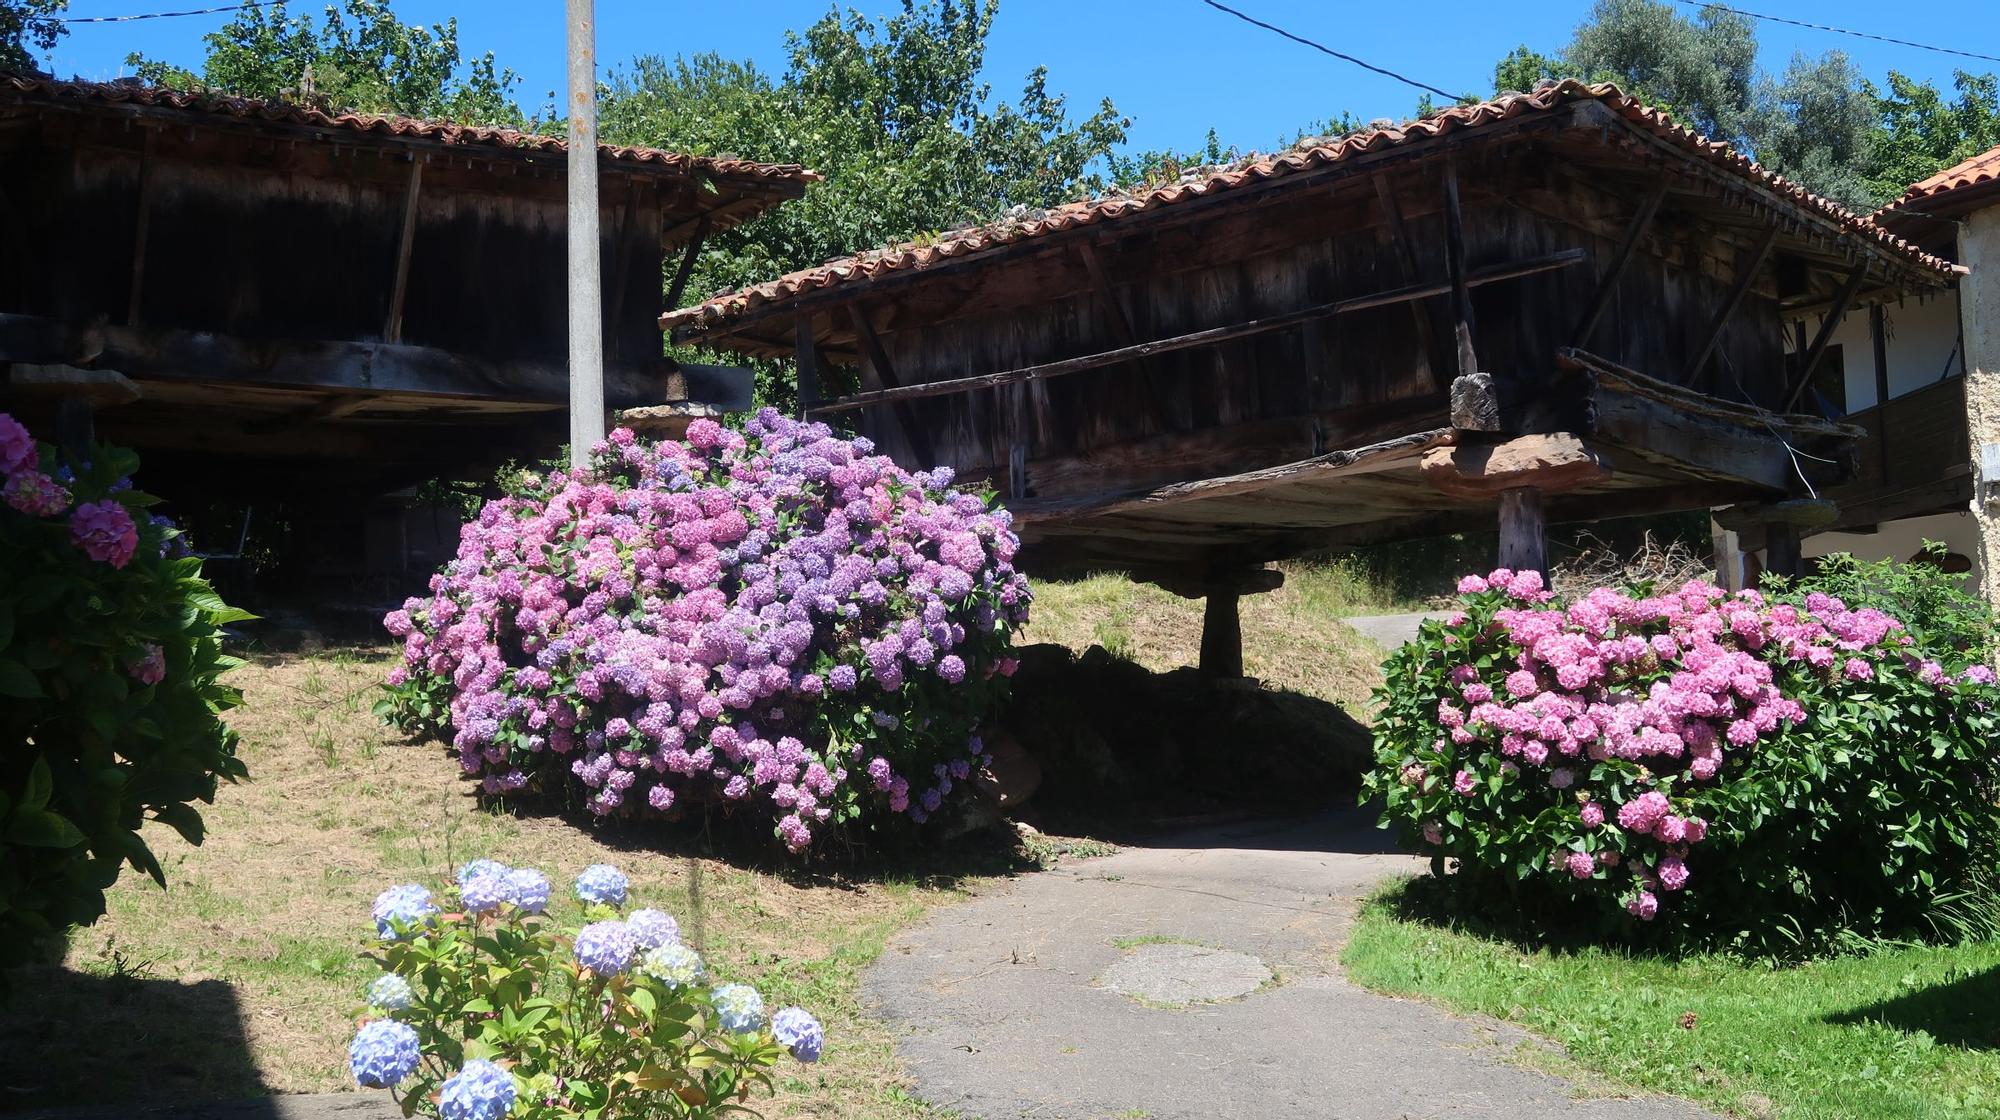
[1964,205,2000,615]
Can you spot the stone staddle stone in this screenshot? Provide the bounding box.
[1098,942,1272,1006]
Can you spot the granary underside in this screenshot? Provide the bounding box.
[665,83,1955,589]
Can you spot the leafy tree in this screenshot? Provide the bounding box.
[1745,51,1880,211]
[1869,70,2000,203]
[126,0,532,125]
[1,0,64,74]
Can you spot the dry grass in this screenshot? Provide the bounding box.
[1021,559,1407,710]
[0,650,976,1118]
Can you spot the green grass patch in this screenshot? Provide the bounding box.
[1343,878,2000,1119]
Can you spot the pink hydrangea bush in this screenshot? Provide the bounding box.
[380,411,1031,852]
[1366,567,2000,947]
[0,412,246,967]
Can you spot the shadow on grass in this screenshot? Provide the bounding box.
[0,965,267,1112]
[1827,964,2000,1050]
[1366,871,1677,961]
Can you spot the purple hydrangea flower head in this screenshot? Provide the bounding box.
[459,869,513,914]
[348,1020,421,1087]
[0,412,34,475]
[438,1059,516,1120]
[639,942,705,988]
[505,868,551,914]
[365,973,414,1011]
[455,859,509,889]
[371,883,438,940]
[712,983,765,1033]
[627,908,680,951]
[575,863,629,906]
[771,1006,824,1062]
[575,919,637,977]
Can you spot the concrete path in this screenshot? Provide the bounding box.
[1341,612,1446,650]
[866,812,1716,1120]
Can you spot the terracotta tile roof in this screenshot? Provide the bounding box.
[1877,143,2000,214]
[1,74,820,187]
[663,80,1953,337]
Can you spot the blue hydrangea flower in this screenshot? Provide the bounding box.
[711,983,765,1034]
[348,1019,421,1087]
[455,859,509,889]
[574,919,636,977]
[458,870,512,914]
[626,908,679,951]
[371,883,438,940]
[438,1058,516,1120]
[365,973,414,1011]
[574,863,629,906]
[771,1006,824,1062]
[505,867,550,914]
[639,942,705,988]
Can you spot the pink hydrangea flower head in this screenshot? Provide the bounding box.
[1579,801,1605,828]
[0,412,33,475]
[1657,857,1690,891]
[3,470,69,517]
[1563,850,1595,879]
[1457,574,1489,594]
[1626,889,1659,920]
[1421,820,1443,845]
[1616,791,1671,833]
[127,643,166,685]
[70,499,139,568]
[1452,769,1477,796]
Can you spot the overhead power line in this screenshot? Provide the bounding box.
[56,0,284,24]
[1197,0,1475,104]
[1676,1,2000,66]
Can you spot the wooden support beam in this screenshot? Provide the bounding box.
[243,394,370,436]
[606,183,648,351]
[794,315,820,421]
[1684,224,1779,389]
[1372,171,1445,388]
[1869,302,1890,476]
[1199,587,1245,680]
[1440,155,1478,380]
[847,302,937,465]
[1497,487,1548,576]
[663,215,710,311]
[125,128,157,327]
[0,312,671,407]
[806,250,1584,415]
[1569,181,1668,349]
[383,158,423,344]
[1782,261,1870,411]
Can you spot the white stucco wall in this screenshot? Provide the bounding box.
[1795,292,1963,414]
[1804,511,1984,595]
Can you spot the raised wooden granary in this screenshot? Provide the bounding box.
[0,75,815,503]
[665,82,1959,672]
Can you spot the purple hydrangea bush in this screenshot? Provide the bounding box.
[380,412,1030,851]
[1367,568,2000,947]
[352,860,823,1119]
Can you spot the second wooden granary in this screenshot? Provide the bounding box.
[663,81,1959,675]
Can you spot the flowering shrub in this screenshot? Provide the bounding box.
[0,413,246,969]
[351,860,821,1119]
[379,411,1030,851]
[1366,567,2000,948]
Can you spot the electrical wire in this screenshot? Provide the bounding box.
[55,0,285,24]
[1196,0,1475,104]
[1677,1,2000,66]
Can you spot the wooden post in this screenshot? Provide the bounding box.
[1766,523,1803,579]
[1711,525,1749,593]
[793,316,820,421]
[1497,486,1547,576]
[1199,589,1243,680]
[663,214,710,311]
[54,395,94,462]
[1440,156,1478,380]
[1870,303,1891,476]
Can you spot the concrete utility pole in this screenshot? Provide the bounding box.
[566,0,605,470]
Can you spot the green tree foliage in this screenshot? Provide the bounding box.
[126,0,531,125]
[1491,0,2000,211]
[1869,70,2000,203]
[597,0,1128,303]
[0,0,65,74]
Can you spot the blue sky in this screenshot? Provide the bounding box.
[41,0,2000,158]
